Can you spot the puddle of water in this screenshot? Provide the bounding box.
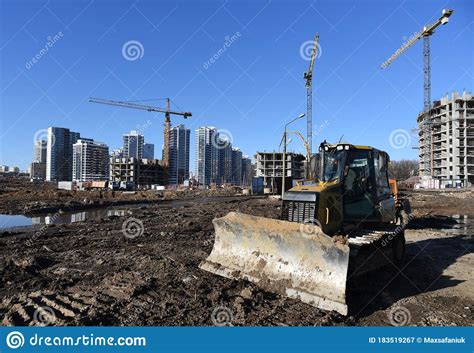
[0,197,213,231]
[445,215,473,237]
[0,209,131,230]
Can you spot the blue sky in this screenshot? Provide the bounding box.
[0,0,472,170]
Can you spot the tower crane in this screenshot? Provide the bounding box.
[304,33,320,160]
[89,97,191,168]
[381,9,453,176]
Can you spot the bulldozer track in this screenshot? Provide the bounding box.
[346,227,404,276]
[1,291,91,326]
[348,229,396,247]
[0,272,152,326]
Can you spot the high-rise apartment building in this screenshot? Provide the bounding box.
[33,140,47,163]
[418,91,474,188]
[31,139,48,180]
[46,127,80,181]
[169,124,190,185]
[195,127,219,186]
[123,130,144,159]
[143,143,154,160]
[195,126,244,186]
[241,155,254,187]
[217,138,232,184]
[111,147,124,159]
[231,147,242,185]
[72,139,109,182]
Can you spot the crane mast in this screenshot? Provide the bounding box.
[89,97,191,168]
[304,33,319,163]
[163,98,171,171]
[381,9,453,177]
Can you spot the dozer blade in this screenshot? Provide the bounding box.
[199,212,350,315]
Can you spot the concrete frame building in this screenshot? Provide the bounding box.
[46,127,80,181]
[109,157,167,187]
[418,91,474,188]
[72,139,109,182]
[255,151,306,194]
[169,124,190,185]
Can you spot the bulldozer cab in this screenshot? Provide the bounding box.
[318,143,395,225]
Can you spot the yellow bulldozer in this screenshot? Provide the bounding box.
[200,142,411,315]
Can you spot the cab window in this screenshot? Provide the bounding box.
[374,151,391,199]
[343,150,371,199]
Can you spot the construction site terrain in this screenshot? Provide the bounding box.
[0,178,472,326]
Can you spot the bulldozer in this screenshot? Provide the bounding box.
[200,142,411,315]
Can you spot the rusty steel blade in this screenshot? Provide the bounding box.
[199,212,350,315]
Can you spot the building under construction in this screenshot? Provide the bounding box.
[255,151,305,194]
[109,157,167,188]
[418,91,474,188]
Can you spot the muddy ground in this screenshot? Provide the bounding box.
[0,178,472,326]
[0,177,240,215]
